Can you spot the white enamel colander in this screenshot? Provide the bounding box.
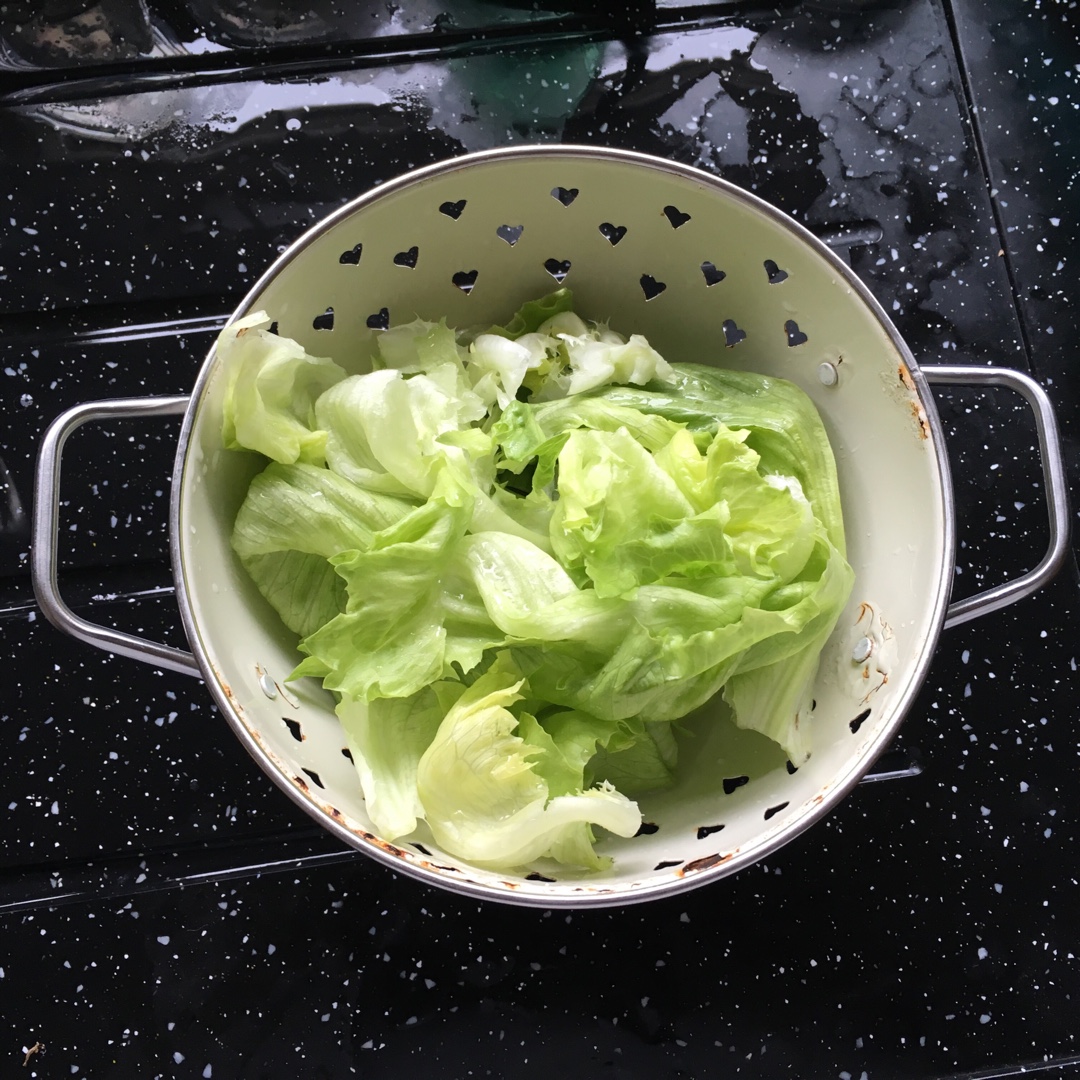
[33,146,1070,907]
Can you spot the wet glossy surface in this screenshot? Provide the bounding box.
[1,1,1078,1075]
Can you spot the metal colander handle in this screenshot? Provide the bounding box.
[31,395,201,678]
[925,365,1072,630]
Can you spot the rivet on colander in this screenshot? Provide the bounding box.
[852,636,874,663]
[764,259,789,284]
[258,670,277,699]
[496,224,524,246]
[599,222,627,246]
[722,319,746,347]
[551,186,579,206]
[663,204,692,229]
[640,274,666,301]
[544,258,572,283]
[817,361,839,387]
[785,320,808,347]
[439,199,467,219]
[393,246,419,268]
[701,261,726,287]
[338,243,363,265]
[366,308,389,330]
[312,307,334,331]
[452,270,479,294]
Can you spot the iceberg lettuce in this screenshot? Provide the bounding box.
[220,290,854,873]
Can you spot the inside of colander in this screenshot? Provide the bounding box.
[177,148,949,904]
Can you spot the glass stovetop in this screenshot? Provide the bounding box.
[1,1,1077,1076]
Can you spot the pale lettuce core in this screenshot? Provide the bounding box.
[220,290,854,872]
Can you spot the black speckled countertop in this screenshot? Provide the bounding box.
[1,2,1078,1076]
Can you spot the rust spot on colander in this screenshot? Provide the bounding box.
[678,852,733,876]
[908,400,931,440]
[354,828,413,861]
[898,362,931,439]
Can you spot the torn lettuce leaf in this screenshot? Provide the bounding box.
[414,661,641,870]
[219,311,346,466]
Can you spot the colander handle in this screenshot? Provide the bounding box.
[32,396,202,679]
[923,365,1072,630]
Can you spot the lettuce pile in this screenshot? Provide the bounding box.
[219,290,853,872]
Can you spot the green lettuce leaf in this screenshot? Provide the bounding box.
[219,312,346,466]
[337,686,456,841]
[415,662,641,869]
[292,485,504,699]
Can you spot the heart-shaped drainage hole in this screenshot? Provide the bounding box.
[764,259,789,284]
[366,308,389,330]
[663,204,691,229]
[453,269,478,294]
[544,258,571,283]
[599,222,627,246]
[393,246,418,268]
[338,243,363,265]
[640,274,666,301]
[722,319,746,347]
[551,186,579,206]
[785,320,808,346]
[312,307,334,331]
[496,224,524,246]
[701,260,726,287]
[439,199,467,220]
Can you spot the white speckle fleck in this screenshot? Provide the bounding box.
[286,117,302,130]
[174,1052,185,1065]
[979,1014,991,1024]
[203,1066,213,1078]
[268,943,276,955]
[1020,781,1029,793]
[50,801,59,815]
[157,935,170,945]
[978,947,988,959]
